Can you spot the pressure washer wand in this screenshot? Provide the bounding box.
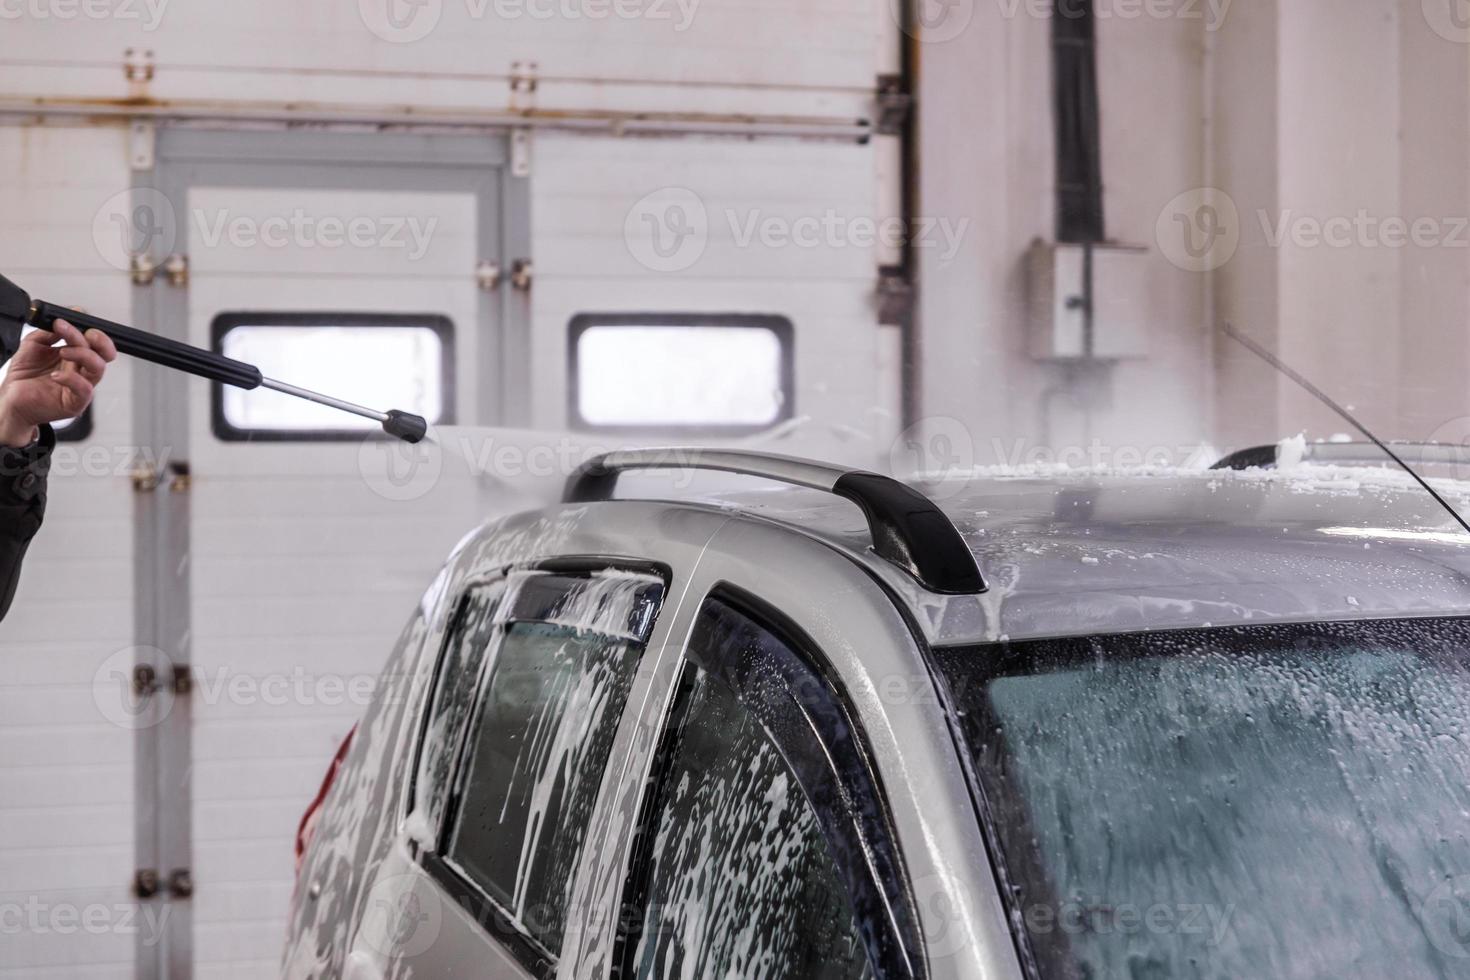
[0,275,427,444]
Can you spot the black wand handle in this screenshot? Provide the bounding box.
[29,300,264,391]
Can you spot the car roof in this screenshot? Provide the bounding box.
[673,462,1470,647]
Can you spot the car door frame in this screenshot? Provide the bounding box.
[341,501,734,979]
[558,511,1027,980]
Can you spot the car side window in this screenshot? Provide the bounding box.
[419,567,665,973]
[618,594,923,980]
[412,580,505,835]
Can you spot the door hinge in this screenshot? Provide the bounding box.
[875,74,913,137]
[134,868,193,900]
[131,461,162,492]
[475,259,502,292]
[511,259,533,291]
[163,253,189,288]
[132,664,160,699]
[134,868,161,900]
[132,663,191,702]
[877,264,914,326]
[168,868,194,899]
[129,254,157,287]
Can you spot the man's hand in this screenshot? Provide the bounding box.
[0,320,118,448]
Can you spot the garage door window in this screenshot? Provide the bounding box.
[569,314,793,433]
[211,312,454,441]
[430,568,665,972]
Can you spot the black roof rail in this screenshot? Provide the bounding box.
[1213,442,1470,471]
[564,448,987,596]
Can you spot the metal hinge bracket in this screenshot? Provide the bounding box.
[511,127,532,178]
[132,663,160,699]
[163,253,189,288]
[168,868,194,899]
[875,74,913,137]
[124,48,155,84]
[129,254,157,287]
[134,868,161,900]
[129,120,156,171]
[510,61,538,110]
[476,259,502,292]
[124,48,155,102]
[877,264,914,326]
[511,259,533,291]
[134,868,193,900]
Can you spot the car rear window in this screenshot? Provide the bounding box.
[933,618,1470,980]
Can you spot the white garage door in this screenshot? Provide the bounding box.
[158,131,518,979]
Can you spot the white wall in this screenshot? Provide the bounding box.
[919,0,1470,461]
[916,0,1212,466]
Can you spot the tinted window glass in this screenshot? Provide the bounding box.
[935,618,1470,980]
[412,581,503,834]
[625,603,875,980]
[443,569,664,955]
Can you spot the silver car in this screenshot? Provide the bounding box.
[283,446,1470,980]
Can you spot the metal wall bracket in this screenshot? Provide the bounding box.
[163,253,189,288]
[134,868,161,900]
[510,127,532,178]
[877,264,914,326]
[124,48,155,83]
[124,48,155,102]
[511,259,533,291]
[129,254,157,287]
[510,61,539,111]
[476,259,502,292]
[133,868,194,900]
[168,868,195,899]
[875,74,913,137]
[129,120,156,171]
[133,664,160,699]
[131,460,163,491]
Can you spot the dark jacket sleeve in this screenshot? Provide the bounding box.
[0,425,55,624]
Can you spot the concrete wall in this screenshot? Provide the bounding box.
[920,0,1470,461]
[917,0,1211,466]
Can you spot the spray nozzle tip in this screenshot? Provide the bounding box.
[383,410,428,444]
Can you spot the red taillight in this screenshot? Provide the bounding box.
[295,724,356,876]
